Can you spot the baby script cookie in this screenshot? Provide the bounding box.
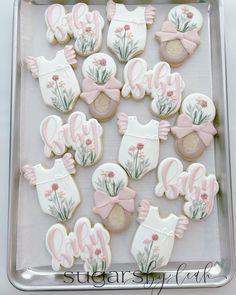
[155,158,219,220]
[171,93,217,161]
[80,53,123,121]
[92,163,136,233]
[25,46,80,113]
[122,59,185,118]
[46,217,111,275]
[71,3,104,56]
[156,5,203,67]
[131,200,188,273]
[117,112,170,180]
[40,112,103,167]
[21,153,80,222]
[106,0,156,62]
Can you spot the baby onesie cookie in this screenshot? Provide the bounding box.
[106,0,156,62]
[131,200,188,273]
[22,153,80,222]
[25,46,80,113]
[117,112,170,180]
[46,217,111,275]
[71,3,104,56]
[171,93,217,161]
[45,4,71,45]
[122,59,185,118]
[154,158,219,220]
[80,53,123,121]
[92,163,136,233]
[156,5,203,67]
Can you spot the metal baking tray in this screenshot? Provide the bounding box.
[8,0,235,291]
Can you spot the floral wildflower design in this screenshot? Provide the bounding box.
[47,75,75,112]
[170,6,197,32]
[44,183,75,221]
[185,98,211,124]
[75,137,97,167]
[136,233,164,273]
[188,191,209,220]
[155,90,178,116]
[124,143,150,179]
[95,170,125,196]
[75,25,97,55]
[87,58,112,84]
[113,24,139,62]
[85,248,107,275]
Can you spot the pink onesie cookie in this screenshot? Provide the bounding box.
[80,53,123,121]
[156,5,203,67]
[22,153,80,222]
[171,93,217,161]
[92,163,136,233]
[25,46,80,113]
[46,217,111,275]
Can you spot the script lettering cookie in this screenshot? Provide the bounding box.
[106,0,156,62]
[25,46,80,113]
[156,5,203,67]
[22,153,80,222]
[81,53,122,121]
[155,158,219,220]
[131,200,188,273]
[171,93,217,161]
[71,3,104,56]
[122,58,185,118]
[46,217,111,275]
[117,112,170,180]
[92,163,136,233]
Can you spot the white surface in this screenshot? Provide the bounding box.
[0,0,236,294]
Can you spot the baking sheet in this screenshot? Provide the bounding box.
[16,1,220,271]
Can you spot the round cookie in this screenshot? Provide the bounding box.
[171,93,217,161]
[81,53,122,121]
[156,5,203,67]
[92,163,136,233]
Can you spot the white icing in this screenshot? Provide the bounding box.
[168,5,203,32]
[181,93,216,124]
[82,53,117,84]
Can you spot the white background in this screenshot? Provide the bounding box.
[0,0,235,294]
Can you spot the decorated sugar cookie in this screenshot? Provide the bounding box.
[155,157,184,200]
[156,5,203,67]
[65,112,103,167]
[40,115,67,158]
[122,59,185,118]
[182,163,219,220]
[45,4,72,45]
[117,113,170,180]
[71,3,104,56]
[22,153,80,222]
[40,112,103,167]
[80,53,123,121]
[92,163,136,233]
[171,93,217,161]
[106,0,156,62]
[131,200,188,273]
[46,217,111,275]
[154,158,219,220]
[25,46,80,113]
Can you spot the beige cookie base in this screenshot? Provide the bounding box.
[74,43,102,57]
[103,204,132,233]
[159,40,189,67]
[49,35,71,46]
[175,132,206,161]
[89,93,119,121]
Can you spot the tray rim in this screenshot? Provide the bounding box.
[7,0,236,291]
